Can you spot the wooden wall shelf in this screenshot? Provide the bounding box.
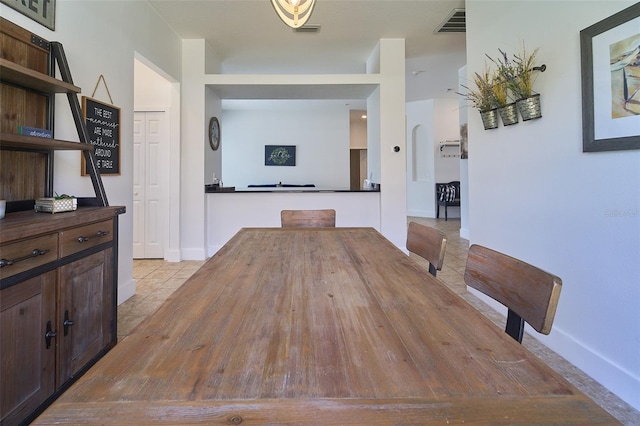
[0,132,94,151]
[0,58,80,94]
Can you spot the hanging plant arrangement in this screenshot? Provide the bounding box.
[460,43,546,130]
[488,43,545,121]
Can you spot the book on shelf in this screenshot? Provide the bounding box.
[18,125,52,138]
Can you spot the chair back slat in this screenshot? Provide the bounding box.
[281,209,336,228]
[406,222,447,277]
[464,244,562,339]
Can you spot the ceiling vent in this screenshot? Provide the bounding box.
[434,8,465,33]
[293,25,321,34]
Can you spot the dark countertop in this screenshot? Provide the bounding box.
[205,185,380,194]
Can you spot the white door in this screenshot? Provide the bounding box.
[133,111,168,259]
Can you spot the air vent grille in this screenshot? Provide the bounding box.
[434,8,465,33]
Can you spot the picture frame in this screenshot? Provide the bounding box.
[0,0,55,30]
[580,3,640,152]
[265,145,296,166]
[81,97,121,175]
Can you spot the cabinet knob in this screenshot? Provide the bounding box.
[45,320,57,349]
[63,310,75,336]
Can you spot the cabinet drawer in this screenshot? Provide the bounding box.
[60,220,113,258]
[0,234,59,279]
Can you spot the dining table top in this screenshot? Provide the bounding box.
[35,227,618,425]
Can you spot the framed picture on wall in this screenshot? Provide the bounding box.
[265,145,296,166]
[580,3,640,152]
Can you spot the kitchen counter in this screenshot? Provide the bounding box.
[205,185,379,193]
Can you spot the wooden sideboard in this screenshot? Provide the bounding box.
[0,18,124,425]
[0,208,124,425]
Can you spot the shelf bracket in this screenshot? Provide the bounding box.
[50,42,108,207]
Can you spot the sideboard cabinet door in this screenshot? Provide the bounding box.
[57,248,113,384]
[0,272,56,425]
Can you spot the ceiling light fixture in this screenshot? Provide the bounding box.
[271,0,316,29]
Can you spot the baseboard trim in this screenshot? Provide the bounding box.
[407,209,430,218]
[117,278,136,305]
[181,248,206,261]
[460,227,470,240]
[207,245,223,258]
[468,287,639,410]
[543,326,640,411]
[164,249,181,262]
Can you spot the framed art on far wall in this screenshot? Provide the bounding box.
[580,3,640,152]
[265,145,296,166]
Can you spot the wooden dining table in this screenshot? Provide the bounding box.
[34,227,618,424]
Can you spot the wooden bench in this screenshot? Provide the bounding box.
[436,181,460,221]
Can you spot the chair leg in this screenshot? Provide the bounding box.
[428,263,437,277]
[436,203,440,219]
[444,204,448,221]
[505,309,525,343]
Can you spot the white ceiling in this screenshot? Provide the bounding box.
[147,0,467,101]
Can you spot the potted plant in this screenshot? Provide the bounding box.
[490,44,542,120]
[491,71,518,126]
[459,65,499,130]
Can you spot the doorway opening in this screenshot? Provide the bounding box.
[133,56,180,260]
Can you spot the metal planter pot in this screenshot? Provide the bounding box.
[498,103,519,126]
[479,108,499,130]
[516,94,542,121]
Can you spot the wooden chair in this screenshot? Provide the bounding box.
[464,244,562,343]
[406,222,447,277]
[281,209,336,228]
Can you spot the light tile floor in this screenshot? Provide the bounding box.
[119,219,639,425]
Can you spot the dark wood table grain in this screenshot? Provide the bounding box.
[34,228,618,424]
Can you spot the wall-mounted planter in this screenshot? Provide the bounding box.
[480,109,499,130]
[498,103,519,126]
[516,94,542,121]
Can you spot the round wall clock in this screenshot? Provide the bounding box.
[209,117,220,150]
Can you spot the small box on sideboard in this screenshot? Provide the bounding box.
[35,197,78,213]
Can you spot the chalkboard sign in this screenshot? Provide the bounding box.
[82,96,121,175]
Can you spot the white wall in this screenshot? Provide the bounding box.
[377,39,408,249]
[180,40,208,260]
[221,100,351,189]
[350,110,368,150]
[406,98,460,218]
[433,99,462,184]
[466,0,640,410]
[1,1,182,303]
[406,100,435,217]
[205,87,223,185]
[458,66,469,239]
